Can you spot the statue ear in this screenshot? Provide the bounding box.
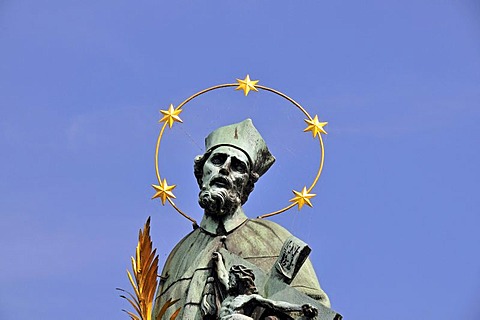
[194,154,206,187]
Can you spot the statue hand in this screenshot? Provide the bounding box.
[302,304,318,318]
[212,251,223,263]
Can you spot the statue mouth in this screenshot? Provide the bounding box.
[210,176,232,189]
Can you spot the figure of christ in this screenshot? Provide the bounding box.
[213,252,318,320]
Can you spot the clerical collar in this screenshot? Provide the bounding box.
[199,207,248,235]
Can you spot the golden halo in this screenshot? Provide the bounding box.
[152,75,328,225]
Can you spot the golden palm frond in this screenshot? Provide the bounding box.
[117,217,181,320]
[117,217,159,320]
[155,298,181,320]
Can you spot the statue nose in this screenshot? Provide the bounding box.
[219,158,231,175]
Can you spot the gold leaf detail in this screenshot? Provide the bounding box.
[235,74,259,96]
[289,187,316,210]
[304,115,328,137]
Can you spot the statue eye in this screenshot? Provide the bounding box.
[210,154,225,165]
[232,159,247,173]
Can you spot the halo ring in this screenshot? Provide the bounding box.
[154,78,326,224]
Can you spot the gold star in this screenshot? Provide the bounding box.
[159,104,183,128]
[289,187,316,210]
[151,179,176,205]
[304,115,328,137]
[235,74,259,96]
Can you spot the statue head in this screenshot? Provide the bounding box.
[194,119,275,218]
[228,264,258,295]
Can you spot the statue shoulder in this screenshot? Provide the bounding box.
[225,219,295,261]
[242,218,293,240]
[167,228,202,257]
[161,228,212,274]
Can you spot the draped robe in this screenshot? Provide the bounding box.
[153,211,330,320]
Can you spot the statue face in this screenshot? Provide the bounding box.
[228,272,237,289]
[203,146,250,191]
[198,146,250,216]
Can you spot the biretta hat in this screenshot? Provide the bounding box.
[205,119,275,177]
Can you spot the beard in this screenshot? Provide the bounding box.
[198,185,242,217]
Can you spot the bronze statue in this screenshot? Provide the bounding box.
[152,119,330,320]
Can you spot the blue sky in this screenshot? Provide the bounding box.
[1,1,479,319]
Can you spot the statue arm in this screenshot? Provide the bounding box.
[252,295,300,312]
[213,252,229,290]
[250,295,317,318]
